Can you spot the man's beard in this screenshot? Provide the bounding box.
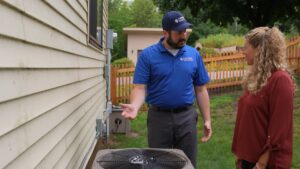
[166,36,186,49]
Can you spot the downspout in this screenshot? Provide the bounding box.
[103,29,114,140]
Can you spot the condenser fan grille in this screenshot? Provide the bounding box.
[96,149,188,169]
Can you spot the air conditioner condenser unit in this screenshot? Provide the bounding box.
[91,148,194,169]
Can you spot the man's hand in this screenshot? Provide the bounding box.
[252,150,270,169]
[120,84,146,120]
[195,85,212,142]
[201,120,212,142]
[120,103,138,120]
[253,163,266,169]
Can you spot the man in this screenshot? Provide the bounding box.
[121,11,211,168]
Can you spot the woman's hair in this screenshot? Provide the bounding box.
[243,26,293,94]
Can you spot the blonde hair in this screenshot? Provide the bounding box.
[243,26,293,94]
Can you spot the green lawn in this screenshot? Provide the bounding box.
[109,76,300,169]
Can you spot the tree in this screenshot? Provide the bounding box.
[153,0,300,28]
[108,0,162,60]
[187,20,228,45]
[109,0,132,60]
[130,0,162,27]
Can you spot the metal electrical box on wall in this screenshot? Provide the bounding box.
[109,107,131,135]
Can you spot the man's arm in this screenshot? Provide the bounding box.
[121,84,146,120]
[195,85,212,142]
[254,150,270,169]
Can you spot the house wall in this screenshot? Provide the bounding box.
[127,33,162,65]
[0,0,108,168]
[125,29,192,65]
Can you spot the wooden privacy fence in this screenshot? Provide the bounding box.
[111,36,300,105]
[111,63,135,105]
[203,52,246,92]
[287,36,300,70]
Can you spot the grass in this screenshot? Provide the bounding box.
[109,76,300,169]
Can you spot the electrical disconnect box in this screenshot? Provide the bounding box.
[109,106,131,135]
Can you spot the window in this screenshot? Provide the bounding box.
[89,0,103,49]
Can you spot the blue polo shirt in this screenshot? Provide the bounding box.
[133,38,210,108]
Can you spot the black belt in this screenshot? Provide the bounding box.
[150,105,193,113]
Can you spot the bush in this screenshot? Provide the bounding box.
[112,58,134,67]
[199,48,218,56]
[285,25,299,39]
[226,18,249,35]
[187,20,227,46]
[199,34,244,48]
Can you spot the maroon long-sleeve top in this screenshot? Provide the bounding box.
[232,70,294,169]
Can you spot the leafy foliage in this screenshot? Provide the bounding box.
[200,34,244,48]
[108,0,162,61]
[153,0,300,28]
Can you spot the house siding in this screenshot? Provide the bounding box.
[0,0,108,168]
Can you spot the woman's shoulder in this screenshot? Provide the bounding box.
[269,70,293,88]
[271,70,292,80]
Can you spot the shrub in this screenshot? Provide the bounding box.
[199,34,244,48]
[112,58,134,67]
[199,48,218,56]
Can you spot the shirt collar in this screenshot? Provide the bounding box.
[157,37,187,54]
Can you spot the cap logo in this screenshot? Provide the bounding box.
[175,16,185,23]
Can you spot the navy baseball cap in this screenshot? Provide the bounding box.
[162,11,192,31]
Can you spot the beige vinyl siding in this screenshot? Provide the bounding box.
[0,0,108,168]
[78,0,88,12]
[66,0,88,23]
[0,36,103,69]
[0,3,104,60]
[101,0,108,51]
[44,0,87,34]
[3,0,87,45]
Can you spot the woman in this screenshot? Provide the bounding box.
[232,27,295,169]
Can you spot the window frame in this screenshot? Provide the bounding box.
[88,0,104,49]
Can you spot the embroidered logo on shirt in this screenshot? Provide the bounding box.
[180,57,193,62]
